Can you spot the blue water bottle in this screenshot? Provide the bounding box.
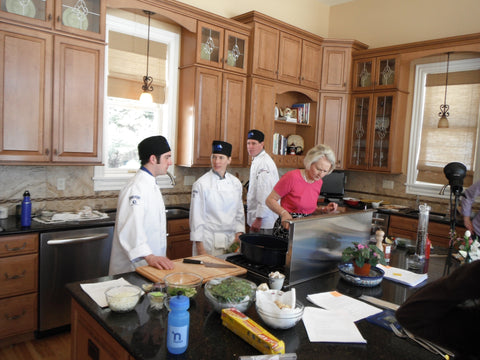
[167,294,190,354]
[21,190,32,227]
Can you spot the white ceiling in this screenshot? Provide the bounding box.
[317,0,354,6]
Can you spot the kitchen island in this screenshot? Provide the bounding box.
[66,248,453,360]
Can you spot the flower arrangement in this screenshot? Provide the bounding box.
[342,242,387,268]
[456,230,479,262]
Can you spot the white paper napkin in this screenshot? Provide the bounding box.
[80,277,136,308]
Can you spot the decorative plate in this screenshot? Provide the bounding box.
[6,0,36,18]
[287,134,304,150]
[62,7,88,31]
[338,263,384,287]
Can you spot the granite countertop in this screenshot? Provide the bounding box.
[0,204,190,236]
[67,249,451,360]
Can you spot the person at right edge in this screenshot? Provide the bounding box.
[395,260,480,359]
[462,179,480,235]
[246,129,279,234]
[266,144,338,240]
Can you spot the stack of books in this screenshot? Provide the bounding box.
[291,103,310,124]
[272,133,287,155]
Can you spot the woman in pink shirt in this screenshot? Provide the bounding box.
[266,144,338,239]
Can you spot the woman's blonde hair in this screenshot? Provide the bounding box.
[303,144,336,174]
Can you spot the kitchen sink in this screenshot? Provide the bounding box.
[165,207,189,218]
[403,209,448,222]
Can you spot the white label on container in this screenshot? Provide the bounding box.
[167,325,188,348]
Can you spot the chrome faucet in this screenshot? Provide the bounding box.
[166,171,176,186]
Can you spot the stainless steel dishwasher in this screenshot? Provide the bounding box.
[38,226,114,335]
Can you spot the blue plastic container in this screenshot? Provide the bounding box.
[167,294,190,354]
[21,190,31,227]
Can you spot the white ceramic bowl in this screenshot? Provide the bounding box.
[204,276,257,313]
[256,300,304,329]
[164,272,203,298]
[105,285,141,312]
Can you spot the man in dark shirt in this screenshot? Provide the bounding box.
[396,261,480,359]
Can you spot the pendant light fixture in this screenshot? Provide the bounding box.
[140,10,154,103]
[437,52,452,128]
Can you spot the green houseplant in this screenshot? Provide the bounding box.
[342,242,387,275]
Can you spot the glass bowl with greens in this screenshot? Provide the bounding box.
[163,272,203,298]
[204,276,257,313]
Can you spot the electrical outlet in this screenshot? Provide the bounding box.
[57,178,66,191]
[184,175,196,186]
[382,180,394,189]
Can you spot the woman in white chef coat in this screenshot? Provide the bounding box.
[190,141,245,256]
[109,135,175,275]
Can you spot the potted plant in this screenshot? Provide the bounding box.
[342,242,387,276]
[456,230,479,263]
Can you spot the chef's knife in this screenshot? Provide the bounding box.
[183,258,236,268]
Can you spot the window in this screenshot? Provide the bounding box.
[406,55,480,198]
[93,12,180,191]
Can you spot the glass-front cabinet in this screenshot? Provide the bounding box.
[352,56,398,91]
[346,93,395,172]
[0,0,105,40]
[196,21,248,74]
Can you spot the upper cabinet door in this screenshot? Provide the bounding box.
[300,40,322,89]
[223,30,248,74]
[52,35,104,163]
[0,0,53,28]
[0,25,53,162]
[0,0,106,40]
[54,0,106,41]
[346,94,372,170]
[352,56,398,91]
[321,46,352,92]
[277,32,302,84]
[251,22,279,79]
[196,22,224,69]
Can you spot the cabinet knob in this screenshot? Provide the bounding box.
[48,13,52,21]
[54,149,58,156]
[45,148,50,156]
[57,15,61,23]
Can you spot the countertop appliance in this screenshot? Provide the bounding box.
[228,210,374,286]
[38,225,114,336]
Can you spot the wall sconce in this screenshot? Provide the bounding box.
[140,10,154,103]
[438,52,452,128]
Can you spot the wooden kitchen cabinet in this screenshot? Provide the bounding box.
[345,90,407,173]
[71,299,132,360]
[181,20,249,74]
[234,11,323,89]
[352,55,399,92]
[177,66,246,167]
[0,0,106,41]
[0,10,104,164]
[320,46,352,92]
[0,233,38,345]
[167,217,192,260]
[388,214,464,248]
[317,93,348,169]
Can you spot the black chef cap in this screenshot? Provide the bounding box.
[247,129,264,142]
[138,136,170,162]
[212,140,232,157]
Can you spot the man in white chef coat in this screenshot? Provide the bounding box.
[189,140,245,256]
[109,135,175,275]
[246,129,279,234]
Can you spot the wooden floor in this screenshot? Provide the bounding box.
[0,332,70,360]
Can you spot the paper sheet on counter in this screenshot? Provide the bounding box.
[306,291,382,322]
[302,307,367,344]
[80,277,136,308]
[377,264,428,287]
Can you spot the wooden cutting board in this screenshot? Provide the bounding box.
[135,254,246,283]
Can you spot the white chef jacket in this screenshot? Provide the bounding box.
[190,170,245,256]
[247,150,279,229]
[109,169,167,275]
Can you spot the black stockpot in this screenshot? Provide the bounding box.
[239,234,288,266]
